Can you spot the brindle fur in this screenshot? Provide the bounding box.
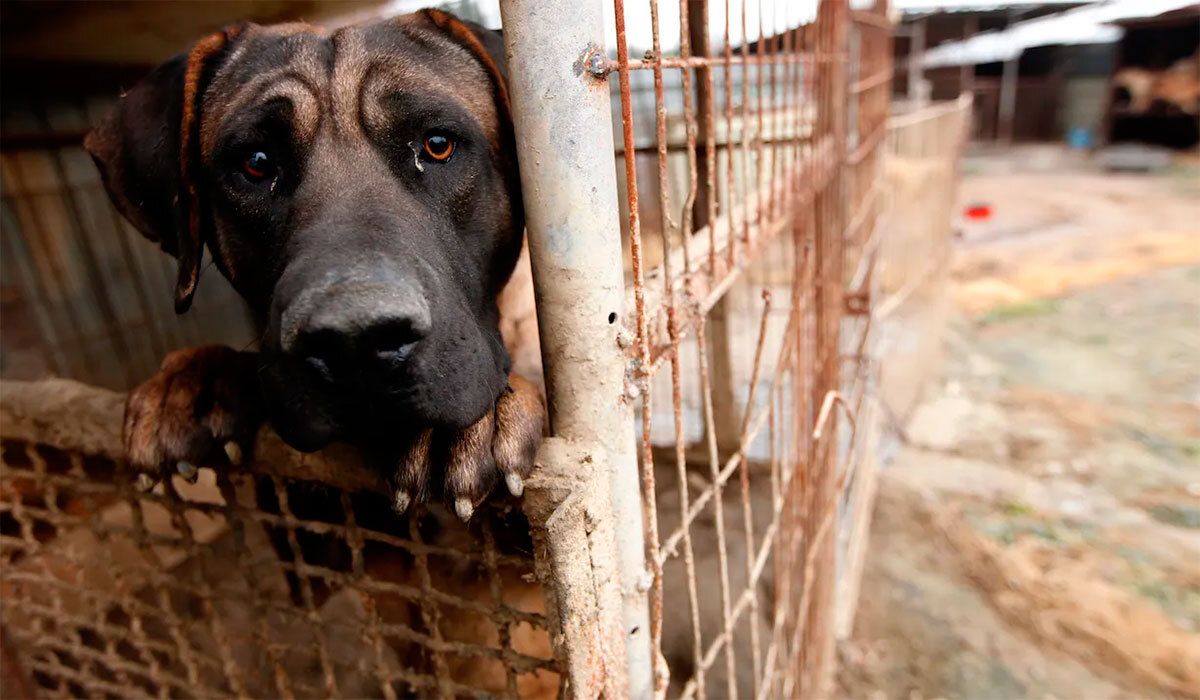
[87,11,552,696]
[85,10,543,513]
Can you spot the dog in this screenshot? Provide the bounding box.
[82,11,561,696]
[84,9,545,520]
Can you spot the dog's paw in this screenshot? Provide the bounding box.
[124,346,264,483]
[392,373,545,520]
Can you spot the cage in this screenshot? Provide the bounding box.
[0,1,915,697]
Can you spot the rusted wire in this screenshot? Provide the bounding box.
[0,435,557,699]
[723,0,736,269]
[735,290,773,693]
[695,316,736,699]
[607,7,891,696]
[610,2,666,695]
[739,0,752,252]
[677,0,700,275]
[702,1,719,279]
[651,2,707,699]
[603,53,839,72]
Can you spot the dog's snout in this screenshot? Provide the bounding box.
[278,276,432,379]
[298,315,425,378]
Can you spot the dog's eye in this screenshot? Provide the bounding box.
[423,135,454,162]
[242,151,274,181]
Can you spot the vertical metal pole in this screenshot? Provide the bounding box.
[689,4,714,235]
[907,16,926,105]
[999,53,1019,144]
[804,0,850,694]
[500,2,653,698]
[687,2,741,454]
[959,14,978,98]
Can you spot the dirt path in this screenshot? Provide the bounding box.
[838,150,1200,699]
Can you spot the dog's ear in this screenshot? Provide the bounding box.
[420,10,510,123]
[84,26,242,313]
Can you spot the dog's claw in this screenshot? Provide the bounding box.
[391,374,542,514]
[123,346,264,484]
[176,461,199,484]
[394,489,411,514]
[455,497,474,522]
[135,473,158,492]
[505,472,524,497]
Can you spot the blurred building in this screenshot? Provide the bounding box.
[1105,6,1200,149]
[894,0,1199,147]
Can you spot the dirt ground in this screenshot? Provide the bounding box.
[837,146,1200,699]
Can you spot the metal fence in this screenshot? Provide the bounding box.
[829,93,973,642]
[0,380,560,698]
[876,94,971,423]
[505,0,892,696]
[0,1,897,698]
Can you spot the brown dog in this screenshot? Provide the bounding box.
[85,10,544,519]
[83,10,559,696]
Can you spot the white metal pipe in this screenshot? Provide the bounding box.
[908,17,926,104]
[998,54,1020,143]
[499,2,653,697]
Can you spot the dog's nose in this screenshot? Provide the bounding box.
[279,276,432,379]
[297,314,426,379]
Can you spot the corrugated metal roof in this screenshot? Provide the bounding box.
[895,0,1079,15]
[921,0,1200,67]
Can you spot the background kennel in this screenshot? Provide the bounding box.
[0,1,969,697]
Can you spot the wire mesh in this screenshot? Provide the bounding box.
[604,0,891,696]
[0,382,559,699]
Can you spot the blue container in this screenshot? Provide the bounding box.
[1067,127,1094,150]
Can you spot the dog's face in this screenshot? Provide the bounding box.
[86,12,523,451]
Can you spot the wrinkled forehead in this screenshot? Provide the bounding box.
[198,16,499,156]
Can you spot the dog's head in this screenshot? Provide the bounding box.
[85,11,523,451]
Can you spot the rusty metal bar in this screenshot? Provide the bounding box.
[599,53,834,72]
[652,1,708,699]
[498,1,650,696]
[609,0,667,695]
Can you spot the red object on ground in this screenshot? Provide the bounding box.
[965,204,993,220]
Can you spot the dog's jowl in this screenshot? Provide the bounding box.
[85,10,544,517]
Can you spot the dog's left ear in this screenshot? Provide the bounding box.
[419,9,511,123]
